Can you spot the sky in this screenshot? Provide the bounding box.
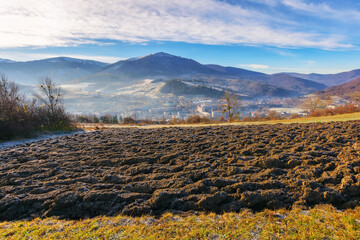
[0,0,360,74]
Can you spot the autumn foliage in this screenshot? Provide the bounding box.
[309,103,360,117]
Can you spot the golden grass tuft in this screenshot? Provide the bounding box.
[1,205,360,239]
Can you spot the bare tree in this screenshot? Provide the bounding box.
[34,77,62,115]
[219,91,241,122]
[34,77,72,130]
[0,75,22,114]
[301,96,327,112]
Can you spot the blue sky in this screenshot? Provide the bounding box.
[0,0,360,74]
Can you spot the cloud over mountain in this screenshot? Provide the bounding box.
[0,0,354,49]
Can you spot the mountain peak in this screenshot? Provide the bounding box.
[46,57,88,63]
[151,52,176,57]
[125,52,177,62]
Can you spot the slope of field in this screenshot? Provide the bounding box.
[1,121,360,221]
[78,111,360,131]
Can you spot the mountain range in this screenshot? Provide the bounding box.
[285,70,360,86]
[0,57,107,84]
[0,52,359,99]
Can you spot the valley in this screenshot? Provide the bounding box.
[1,52,350,118]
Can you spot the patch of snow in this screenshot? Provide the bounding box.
[127,57,142,61]
[127,52,176,61]
[47,57,102,65]
[152,52,175,58]
[116,79,163,96]
[0,131,84,149]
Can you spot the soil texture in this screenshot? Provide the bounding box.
[1,121,360,220]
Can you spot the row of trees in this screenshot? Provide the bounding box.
[74,114,122,124]
[301,92,360,113]
[0,76,73,140]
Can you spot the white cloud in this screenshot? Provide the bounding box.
[240,64,269,69]
[266,48,296,57]
[282,0,360,21]
[0,0,351,49]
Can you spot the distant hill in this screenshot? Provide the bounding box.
[242,80,300,98]
[0,57,108,84]
[98,52,221,80]
[267,74,327,94]
[285,69,360,86]
[317,77,360,96]
[160,79,225,98]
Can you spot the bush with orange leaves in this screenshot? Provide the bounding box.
[309,103,360,117]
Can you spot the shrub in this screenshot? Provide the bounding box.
[123,117,137,125]
[0,76,74,140]
[0,76,37,139]
[185,115,211,124]
[99,114,119,124]
[74,114,100,123]
[170,117,185,125]
[289,113,301,119]
[265,110,283,120]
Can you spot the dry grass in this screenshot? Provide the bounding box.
[77,112,360,130]
[1,205,359,239]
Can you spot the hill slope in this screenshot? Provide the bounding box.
[317,77,360,96]
[160,79,225,98]
[286,69,360,86]
[205,64,266,77]
[0,57,108,84]
[267,74,327,94]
